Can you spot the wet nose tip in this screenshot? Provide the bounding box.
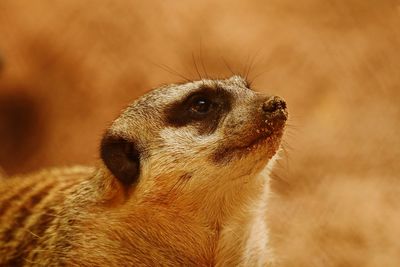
[262,96,287,113]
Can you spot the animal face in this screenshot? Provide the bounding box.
[100,75,287,204]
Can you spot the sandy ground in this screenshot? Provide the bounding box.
[0,1,399,266]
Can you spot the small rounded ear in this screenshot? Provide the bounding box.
[100,133,140,186]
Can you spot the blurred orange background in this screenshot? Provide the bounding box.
[0,1,399,266]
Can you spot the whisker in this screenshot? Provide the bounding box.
[221,56,237,77]
[151,61,192,82]
[241,53,251,79]
[245,53,256,82]
[192,52,202,80]
[247,69,269,86]
[280,143,292,170]
[199,40,209,79]
[245,48,263,82]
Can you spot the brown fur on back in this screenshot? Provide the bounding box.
[0,167,218,266]
[0,167,92,265]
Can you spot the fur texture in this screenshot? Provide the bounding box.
[0,76,287,266]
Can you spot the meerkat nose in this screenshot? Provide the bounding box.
[262,96,287,113]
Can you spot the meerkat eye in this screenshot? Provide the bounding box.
[165,87,232,129]
[190,96,212,114]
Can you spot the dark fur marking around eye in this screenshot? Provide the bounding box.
[100,133,140,186]
[165,85,233,135]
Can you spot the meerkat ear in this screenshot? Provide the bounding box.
[100,133,140,185]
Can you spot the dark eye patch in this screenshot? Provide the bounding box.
[165,85,232,135]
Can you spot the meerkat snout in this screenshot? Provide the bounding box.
[261,95,288,130]
[262,96,287,114]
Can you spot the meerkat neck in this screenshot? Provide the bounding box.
[214,170,274,266]
[90,168,274,266]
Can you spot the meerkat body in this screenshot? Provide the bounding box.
[0,76,287,266]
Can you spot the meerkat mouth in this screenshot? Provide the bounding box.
[241,124,284,152]
[213,120,286,163]
[241,107,288,152]
[244,129,275,150]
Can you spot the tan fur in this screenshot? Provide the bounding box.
[0,76,287,266]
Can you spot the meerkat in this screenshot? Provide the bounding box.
[0,75,287,266]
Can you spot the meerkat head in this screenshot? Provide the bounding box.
[100,75,287,217]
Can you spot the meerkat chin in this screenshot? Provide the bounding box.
[0,75,287,266]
